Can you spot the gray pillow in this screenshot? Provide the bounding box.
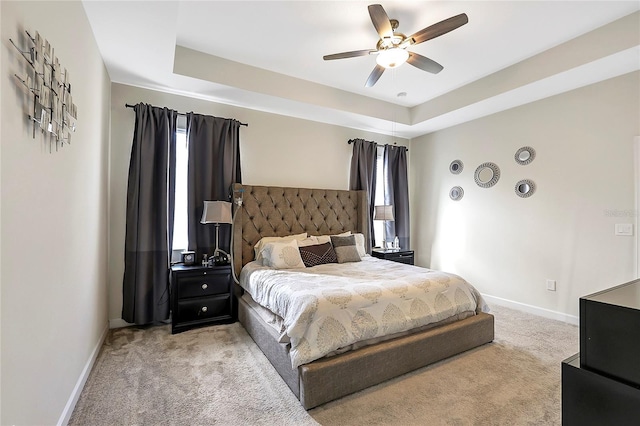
[330,235,362,263]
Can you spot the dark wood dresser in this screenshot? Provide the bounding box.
[170,264,235,334]
[562,279,640,425]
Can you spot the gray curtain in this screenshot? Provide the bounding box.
[122,104,177,325]
[186,113,242,261]
[384,144,410,250]
[349,138,377,251]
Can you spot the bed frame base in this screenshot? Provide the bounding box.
[238,295,494,409]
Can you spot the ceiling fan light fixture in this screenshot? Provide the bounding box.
[376,48,409,69]
[324,4,468,86]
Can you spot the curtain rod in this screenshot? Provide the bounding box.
[125,104,248,127]
[347,139,408,152]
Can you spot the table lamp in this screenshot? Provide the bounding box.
[200,200,233,263]
[374,204,394,249]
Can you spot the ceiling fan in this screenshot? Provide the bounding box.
[323,4,468,87]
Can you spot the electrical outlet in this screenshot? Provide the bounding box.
[546,279,557,291]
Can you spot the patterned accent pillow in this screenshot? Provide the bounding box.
[261,239,306,269]
[330,235,362,263]
[298,242,338,267]
[254,232,308,262]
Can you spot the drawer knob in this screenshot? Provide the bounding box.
[201,283,208,290]
[201,306,208,313]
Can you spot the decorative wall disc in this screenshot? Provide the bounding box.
[449,186,464,201]
[515,146,536,165]
[449,159,464,174]
[474,162,500,188]
[515,179,536,198]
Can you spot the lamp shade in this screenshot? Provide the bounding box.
[200,201,233,224]
[374,205,395,221]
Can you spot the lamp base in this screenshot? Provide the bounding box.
[209,223,230,266]
[208,248,229,266]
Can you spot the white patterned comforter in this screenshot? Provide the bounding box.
[239,256,489,368]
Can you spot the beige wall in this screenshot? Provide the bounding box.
[1,2,110,424]
[410,71,640,320]
[109,83,408,324]
[0,2,3,421]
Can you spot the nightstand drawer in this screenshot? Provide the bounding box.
[177,271,231,299]
[176,296,231,322]
[386,253,414,264]
[371,249,414,265]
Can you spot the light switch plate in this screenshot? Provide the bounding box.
[546,279,556,291]
[615,223,633,236]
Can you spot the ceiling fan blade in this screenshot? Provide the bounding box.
[407,52,444,74]
[365,64,385,87]
[368,4,393,39]
[323,50,375,61]
[409,13,469,45]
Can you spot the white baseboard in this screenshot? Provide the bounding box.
[482,293,579,326]
[109,318,132,329]
[57,323,109,426]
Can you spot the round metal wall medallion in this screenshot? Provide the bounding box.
[474,162,501,188]
[449,186,464,201]
[449,159,464,174]
[515,146,536,165]
[515,179,536,198]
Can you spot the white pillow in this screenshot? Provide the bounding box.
[261,240,306,269]
[353,233,367,258]
[297,236,320,247]
[316,231,351,245]
[254,232,307,262]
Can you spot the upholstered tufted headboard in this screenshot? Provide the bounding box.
[232,184,370,274]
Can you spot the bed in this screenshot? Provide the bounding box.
[232,184,494,409]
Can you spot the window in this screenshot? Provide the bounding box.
[172,117,188,252]
[373,146,385,247]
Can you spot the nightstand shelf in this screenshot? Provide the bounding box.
[371,249,414,265]
[170,264,235,334]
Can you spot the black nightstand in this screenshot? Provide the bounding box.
[170,264,235,334]
[371,249,414,265]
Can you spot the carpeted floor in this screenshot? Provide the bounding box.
[69,305,578,425]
